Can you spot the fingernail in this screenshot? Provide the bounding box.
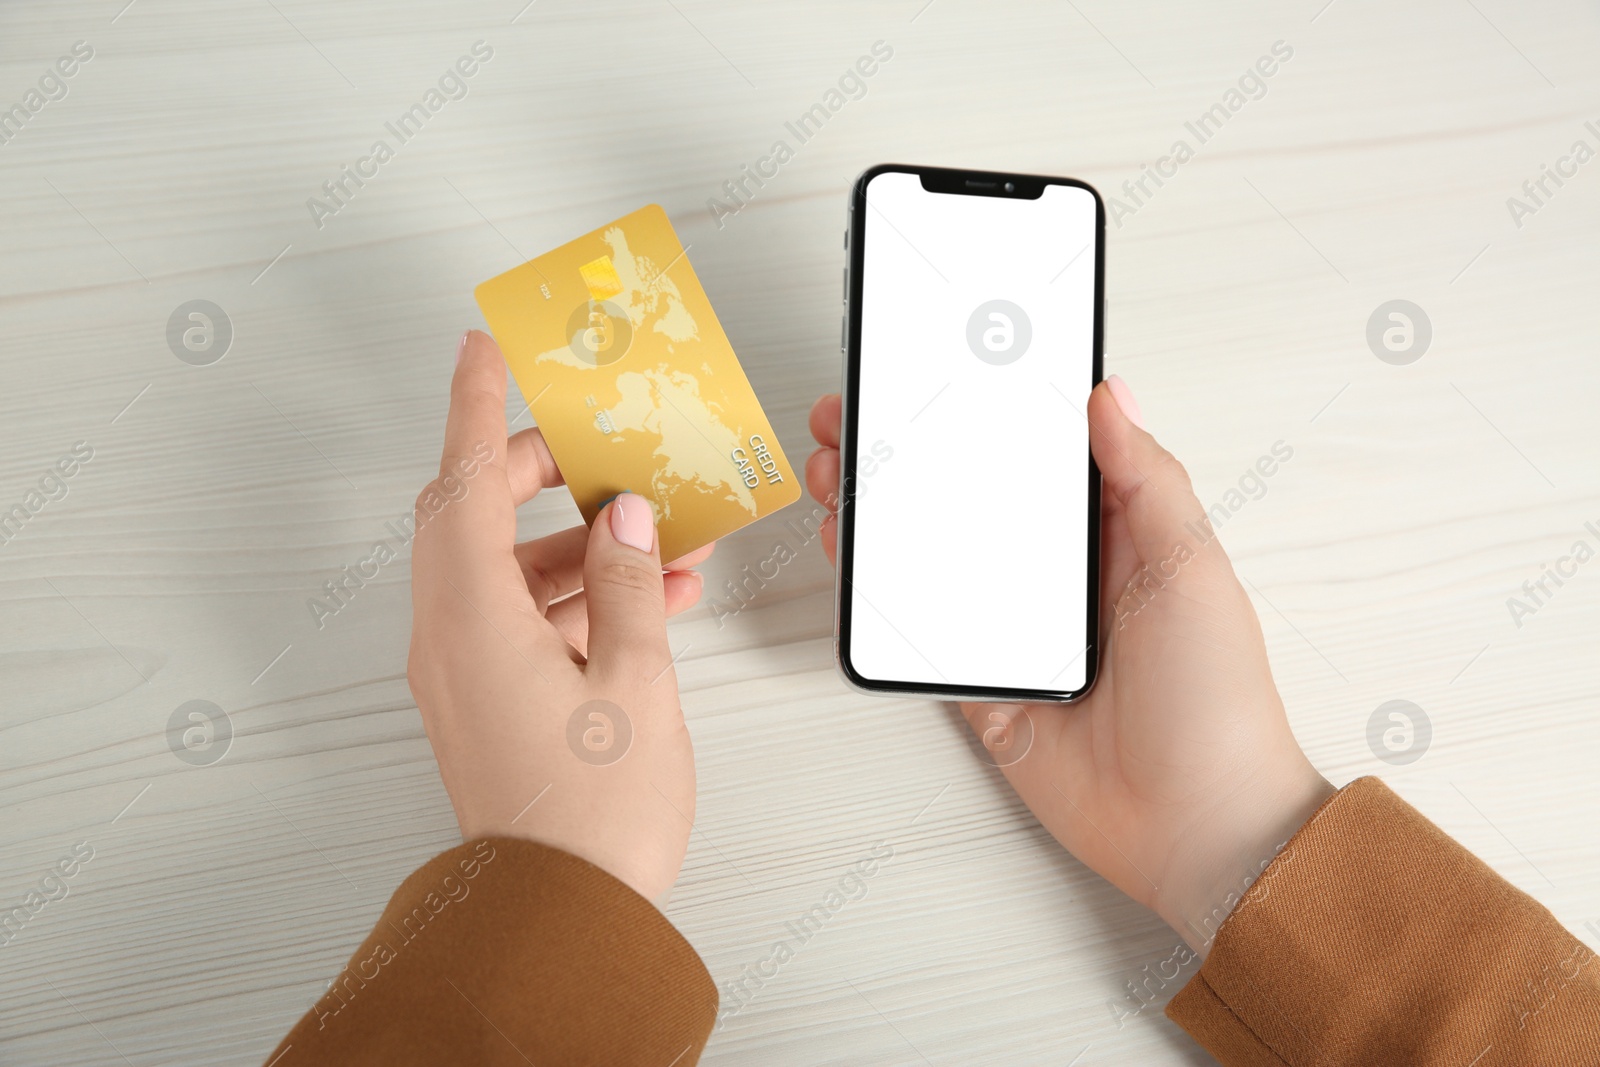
[1106,375,1146,430]
[610,492,655,552]
[456,330,470,365]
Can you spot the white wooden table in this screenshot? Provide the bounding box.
[3,2,1598,1063]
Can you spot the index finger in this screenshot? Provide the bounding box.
[810,393,842,449]
[442,330,510,477]
[413,331,520,590]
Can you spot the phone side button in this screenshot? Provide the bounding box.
[840,316,846,354]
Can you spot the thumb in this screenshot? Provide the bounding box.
[582,492,671,682]
[1088,376,1209,566]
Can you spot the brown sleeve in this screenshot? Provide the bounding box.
[264,838,717,1066]
[1167,776,1600,1064]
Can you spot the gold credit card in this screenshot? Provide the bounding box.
[474,204,800,562]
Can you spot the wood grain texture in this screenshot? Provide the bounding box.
[2,1,1598,1063]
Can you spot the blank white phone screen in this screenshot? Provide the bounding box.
[847,171,1096,693]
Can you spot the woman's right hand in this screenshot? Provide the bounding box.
[806,378,1333,952]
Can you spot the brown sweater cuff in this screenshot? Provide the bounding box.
[266,838,716,1066]
[1166,776,1600,1065]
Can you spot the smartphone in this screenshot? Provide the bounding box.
[834,164,1103,703]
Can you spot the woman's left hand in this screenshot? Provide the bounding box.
[405,329,713,902]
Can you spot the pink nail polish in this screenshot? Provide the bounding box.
[456,330,470,365]
[610,493,655,552]
[1106,375,1146,430]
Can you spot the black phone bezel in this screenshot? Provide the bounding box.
[834,163,1105,704]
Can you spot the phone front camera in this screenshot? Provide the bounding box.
[1003,182,1015,193]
